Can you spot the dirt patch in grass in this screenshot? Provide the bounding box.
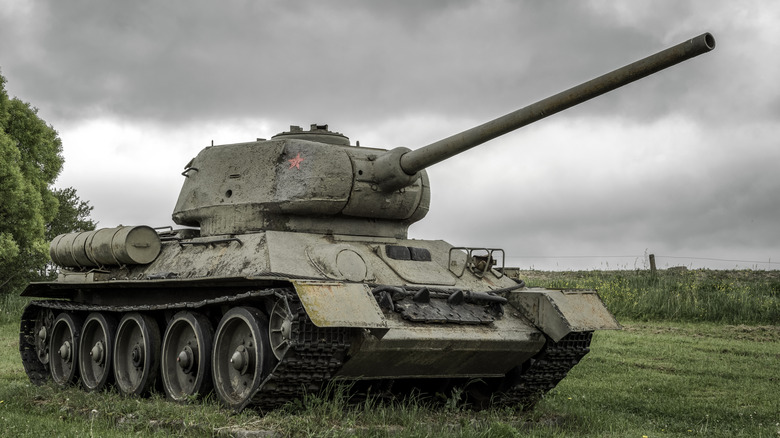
[724,324,780,342]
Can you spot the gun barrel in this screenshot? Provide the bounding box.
[399,32,715,175]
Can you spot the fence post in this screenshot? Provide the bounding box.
[649,254,657,275]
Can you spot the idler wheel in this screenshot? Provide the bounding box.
[161,311,214,402]
[113,312,160,396]
[79,312,118,391]
[269,298,295,360]
[212,307,274,410]
[49,312,83,386]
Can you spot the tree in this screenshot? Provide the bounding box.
[0,70,81,293]
[37,187,98,279]
[46,187,97,241]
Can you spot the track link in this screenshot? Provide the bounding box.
[496,331,593,408]
[20,304,50,386]
[250,292,351,411]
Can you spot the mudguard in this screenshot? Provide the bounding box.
[508,288,621,342]
[291,279,387,328]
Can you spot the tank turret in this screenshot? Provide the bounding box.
[172,33,714,237]
[172,123,431,238]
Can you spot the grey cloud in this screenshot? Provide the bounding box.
[2,1,725,126]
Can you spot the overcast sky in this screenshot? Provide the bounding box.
[2,1,778,270]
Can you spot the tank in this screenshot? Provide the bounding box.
[20,33,715,411]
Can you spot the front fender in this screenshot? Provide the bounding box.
[508,288,621,341]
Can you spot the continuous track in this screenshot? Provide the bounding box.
[496,331,592,408]
[19,291,591,410]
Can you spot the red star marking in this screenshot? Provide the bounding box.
[288,153,304,169]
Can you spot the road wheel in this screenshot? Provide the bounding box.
[113,312,161,396]
[212,307,274,410]
[34,308,55,367]
[49,312,83,386]
[161,311,214,401]
[79,312,117,391]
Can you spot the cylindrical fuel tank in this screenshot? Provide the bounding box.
[50,226,162,268]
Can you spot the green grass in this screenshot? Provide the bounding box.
[1,319,778,437]
[521,269,780,324]
[543,322,780,437]
[0,293,30,325]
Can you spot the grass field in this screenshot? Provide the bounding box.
[0,270,778,437]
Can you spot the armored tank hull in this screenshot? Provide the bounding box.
[21,227,614,410]
[19,32,714,411]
